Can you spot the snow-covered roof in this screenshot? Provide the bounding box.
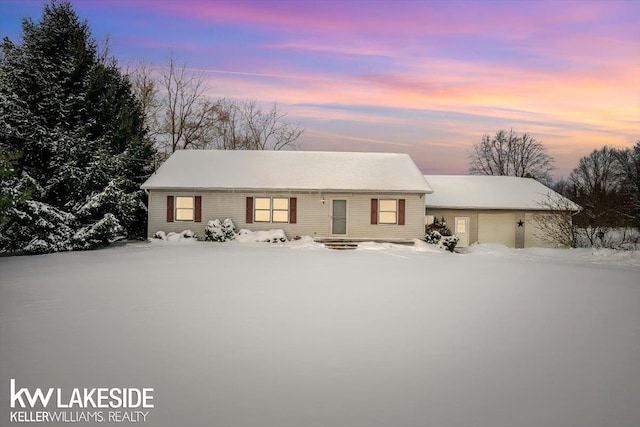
[142,150,433,193]
[423,175,580,211]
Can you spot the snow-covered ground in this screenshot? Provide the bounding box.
[1,241,639,427]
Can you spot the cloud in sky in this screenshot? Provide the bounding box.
[1,0,638,177]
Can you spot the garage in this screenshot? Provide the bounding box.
[424,176,580,248]
[478,213,516,247]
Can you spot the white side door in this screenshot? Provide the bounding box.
[454,217,470,247]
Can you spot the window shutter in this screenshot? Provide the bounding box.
[167,196,174,222]
[194,196,202,222]
[371,198,378,225]
[398,199,406,225]
[290,197,297,224]
[246,197,253,223]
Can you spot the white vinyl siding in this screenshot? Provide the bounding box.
[148,191,425,240]
[175,196,194,221]
[524,213,559,248]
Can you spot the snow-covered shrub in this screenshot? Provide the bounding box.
[166,232,181,242]
[425,219,458,252]
[153,230,195,240]
[425,230,459,252]
[181,229,196,238]
[205,219,225,242]
[205,218,237,242]
[153,230,196,241]
[70,213,125,250]
[425,230,442,244]
[426,218,452,237]
[441,235,459,252]
[236,229,288,243]
[221,218,237,240]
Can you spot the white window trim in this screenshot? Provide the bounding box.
[175,196,195,222]
[378,199,398,225]
[254,197,290,224]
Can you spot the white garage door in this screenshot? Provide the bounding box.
[478,213,516,247]
[525,213,556,248]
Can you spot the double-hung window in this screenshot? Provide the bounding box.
[175,196,195,221]
[378,199,398,224]
[254,197,290,223]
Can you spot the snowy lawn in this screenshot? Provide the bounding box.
[1,241,639,427]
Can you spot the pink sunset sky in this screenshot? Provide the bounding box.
[1,0,639,178]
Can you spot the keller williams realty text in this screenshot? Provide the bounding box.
[10,411,149,423]
[9,379,153,424]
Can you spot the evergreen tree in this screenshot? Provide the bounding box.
[0,0,155,254]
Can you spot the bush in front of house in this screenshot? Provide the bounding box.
[205,219,225,241]
[440,235,459,252]
[425,219,459,252]
[236,229,287,243]
[221,218,237,241]
[205,218,238,242]
[153,230,197,241]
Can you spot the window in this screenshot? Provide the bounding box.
[456,218,466,233]
[254,197,290,223]
[425,215,435,226]
[175,196,194,221]
[255,197,272,222]
[379,199,397,224]
[272,198,289,223]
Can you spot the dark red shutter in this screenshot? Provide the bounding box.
[371,199,378,225]
[290,197,297,224]
[398,199,405,225]
[194,196,202,222]
[246,197,253,223]
[167,196,174,222]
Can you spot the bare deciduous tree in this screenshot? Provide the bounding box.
[212,98,303,151]
[128,57,303,160]
[127,60,161,139]
[532,193,580,248]
[568,146,631,246]
[469,129,554,183]
[615,141,640,227]
[160,55,217,153]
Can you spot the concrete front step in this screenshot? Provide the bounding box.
[323,241,359,250]
[315,238,414,250]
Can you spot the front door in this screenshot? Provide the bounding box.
[332,200,347,235]
[455,217,470,247]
